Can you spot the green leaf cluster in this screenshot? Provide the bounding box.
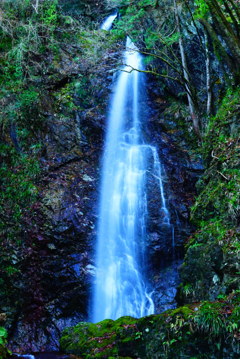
[194,0,210,19]
[40,0,58,27]
[0,327,9,359]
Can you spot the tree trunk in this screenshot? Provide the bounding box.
[199,18,236,73]
[205,0,240,58]
[173,0,201,137]
[227,0,240,22]
[204,32,212,116]
[222,0,240,37]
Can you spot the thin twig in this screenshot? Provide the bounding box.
[211,150,219,159]
[217,171,229,181]
[121,64,184,85]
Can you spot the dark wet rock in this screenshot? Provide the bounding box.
[3,14,202,354]
[180,244,224,302]
[4,26,127,352]
[5,48,111,354]
[179,241,240,304]
[153,260,182,313]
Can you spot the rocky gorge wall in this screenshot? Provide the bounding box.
[0,0,239,356]
[0,17,201,355]
[5,39,200,354]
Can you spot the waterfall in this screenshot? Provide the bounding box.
[100,13,117,30]
[93,16,170,323]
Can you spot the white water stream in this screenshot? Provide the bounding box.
[93,16,170,322]
[101,13,117,30]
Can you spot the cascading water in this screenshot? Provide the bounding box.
[93,16,171,323]
[100,13,117,30]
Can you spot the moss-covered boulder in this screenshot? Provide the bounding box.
[60,316,140,358]
[60,294,240,358]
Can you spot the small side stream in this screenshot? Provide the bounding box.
[11,353,70,359]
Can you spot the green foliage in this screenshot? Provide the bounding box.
[191,87,240,230]
[181,283,195,298]
[193,302,225,336]
[204,87,240,154]
[144,31,160,49]
[78,28,116,65]
[40,0,58,27]
[0,1,53,131]
[0,144,40,232]
[0,327,9,359]
[187,219,228,248]
[54,83,76,110]
[162,32,180,46]
[138,0,157,6]
[0,327,7,346]
[112,5,147,38]
[194,0,210,19]
[180,87,240,304]
[112,0,156,7]
[18,88,39,108]
[0,0,118,137]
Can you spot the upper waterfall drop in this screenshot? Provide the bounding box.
[93,15,170,323]
[100,13,117,30]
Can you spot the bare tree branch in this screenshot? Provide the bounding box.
[121,64,184,85]
[32,0,39,14]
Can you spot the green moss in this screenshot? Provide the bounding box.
[60,295,240,358]
[167,306,193,317]
[60,316,139,358]
[0,142,40,309]
[180,87,240,303]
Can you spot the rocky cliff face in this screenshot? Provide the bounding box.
[4,35,200,353]
[5,35,120,351]
[179,88,240,306]
[2,1,238,356]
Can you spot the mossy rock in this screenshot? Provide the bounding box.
[180,243,225,302]
[60,316,140,358]
[60,295,240,358]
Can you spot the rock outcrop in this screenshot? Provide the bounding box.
[60,293,240,358]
